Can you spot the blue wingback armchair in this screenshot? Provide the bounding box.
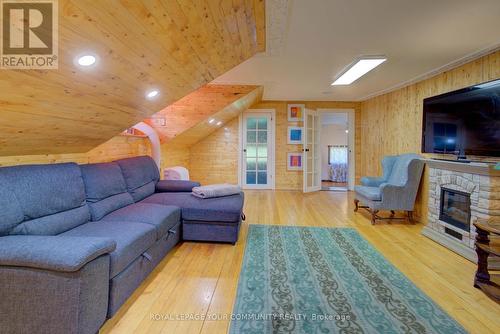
[354,153,424,224]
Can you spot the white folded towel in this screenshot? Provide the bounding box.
[192,184,241,199]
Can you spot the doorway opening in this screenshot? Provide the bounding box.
[319,112,349,191]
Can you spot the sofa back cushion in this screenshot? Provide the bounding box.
[80,162,134,221]
[0,163,90,236]
[0,183,24,236]
[115,156,159,202]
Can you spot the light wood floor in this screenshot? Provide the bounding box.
[101,190,500,334]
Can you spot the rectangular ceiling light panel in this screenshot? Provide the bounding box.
[331,57,387,86]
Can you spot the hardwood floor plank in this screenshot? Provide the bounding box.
[102,190,500,334]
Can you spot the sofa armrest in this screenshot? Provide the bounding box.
[156,180,201,193]
[360,176,386,187]
[0,235,116,272]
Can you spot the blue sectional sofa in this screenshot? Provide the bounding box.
[0,156,244,334]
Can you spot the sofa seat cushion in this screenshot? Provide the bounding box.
[354,185,381,201]
[101,203,181,240]
[60,220,156,278]
[141,192,244,223]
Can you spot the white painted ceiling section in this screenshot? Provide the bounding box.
[213,0,500,101]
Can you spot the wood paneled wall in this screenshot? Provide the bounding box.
[160,145,191,177]
[189,118,240,185]
[0,135,150,167]
[186,100,360,190]
[359,50,500,223]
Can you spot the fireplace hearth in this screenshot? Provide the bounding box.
[439,187,471,232]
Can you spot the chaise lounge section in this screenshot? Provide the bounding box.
[0,156,244,334]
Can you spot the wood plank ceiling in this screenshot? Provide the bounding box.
[0,0,265,156]
[145,84,263,146]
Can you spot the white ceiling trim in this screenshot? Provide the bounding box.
[358,43,500,101]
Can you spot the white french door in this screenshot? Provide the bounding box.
[303,109,321,192]
[241,111,275,189]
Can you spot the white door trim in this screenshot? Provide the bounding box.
[317,108,356,191]
[239,109,276,190]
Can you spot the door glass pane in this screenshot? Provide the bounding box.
[246,172,256,184]
[257,145,267,157]
[247,118,257,129]
[247,144,257,157]
[257,158,267,171]
[247,130,256,143]
[257,131,267,143]
[257,117,267,130]
[257,172,267,184]
[246,158,256,171]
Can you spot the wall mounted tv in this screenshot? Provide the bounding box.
[422,79,500,158]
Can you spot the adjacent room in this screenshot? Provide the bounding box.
[320,111,350,191]
[0,1,499,334]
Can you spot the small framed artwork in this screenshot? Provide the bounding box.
[288,104,304,122]
[288,126,303,144]
[287,152,303,170]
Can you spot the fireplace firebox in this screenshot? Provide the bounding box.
[439,187,471,232]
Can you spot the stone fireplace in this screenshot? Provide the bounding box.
[422,159,500,266]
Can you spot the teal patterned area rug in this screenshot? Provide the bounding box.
[230,225,466,334]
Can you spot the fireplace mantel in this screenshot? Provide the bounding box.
[424,158,500,176]
[422,158,500,267]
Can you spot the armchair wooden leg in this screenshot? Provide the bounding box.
[354,199,359,212]
[371,210,378,225]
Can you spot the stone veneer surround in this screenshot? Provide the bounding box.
[422,159,500,265]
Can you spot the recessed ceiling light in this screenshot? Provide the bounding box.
[77,55,96,67]
[208,119,215,124]
[331,57,387,86]
[345,129,349,133]
[216,121,222,126]
[146,90,159,99]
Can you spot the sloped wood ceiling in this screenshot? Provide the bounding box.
[146,84,263,146]
[0,0,265,156]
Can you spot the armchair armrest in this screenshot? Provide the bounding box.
[0,235,116,272]
[379,183,415,211]
[156,180,201,193]
[360,176,386,187]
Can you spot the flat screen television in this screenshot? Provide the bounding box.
[422,79,500,158]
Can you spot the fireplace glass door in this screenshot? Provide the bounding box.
[439,187,471,232]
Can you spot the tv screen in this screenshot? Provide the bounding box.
[422,79,500,157]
